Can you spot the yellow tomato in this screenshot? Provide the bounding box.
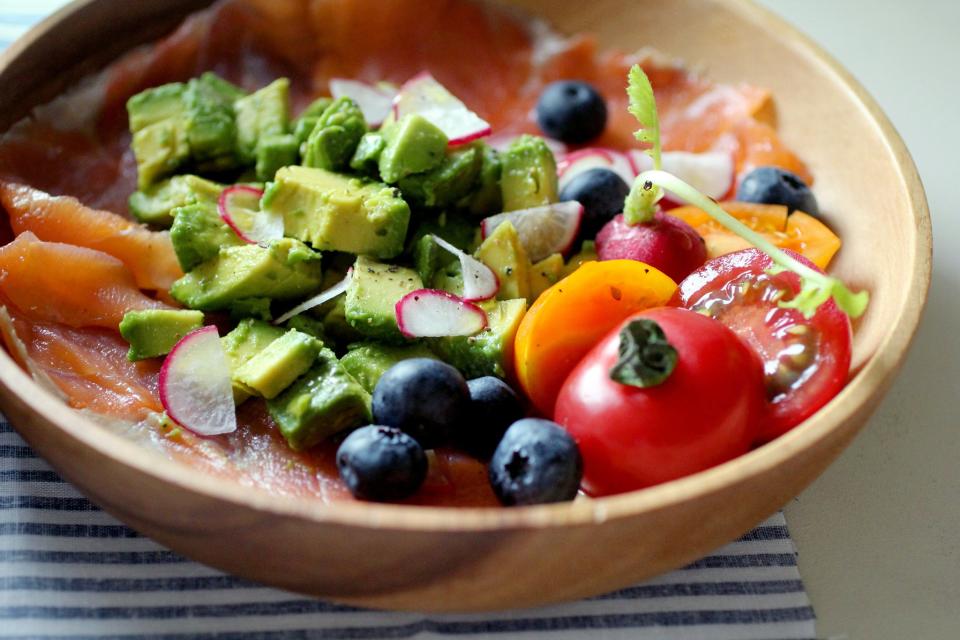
[514,260,677,417]
[669,201,841,270]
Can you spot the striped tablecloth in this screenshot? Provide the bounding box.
[0,3,817,638]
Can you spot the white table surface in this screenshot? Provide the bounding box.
[755,1,960,638]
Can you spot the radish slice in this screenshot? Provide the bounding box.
[273,270,352,325]
[218,185,283,245]
[481,201,584,262]
[329,78,394,127]
[159,326,237,436]
[429,235,499,302]
[391,72,491,145]
[395,289,488,338]
[661,151,735,201]
[557,147,634,189]
[487,133,568,157]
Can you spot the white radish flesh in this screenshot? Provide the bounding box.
[329,78,394,127]
[395,289,488,338]
[273,270,352,325]
[481,201,583,262]
[391,72,491,145]
[429,235,499,301]
[218,185,283,245]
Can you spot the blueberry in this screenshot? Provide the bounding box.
[488,418,582,506]
[736,166,820,217]
[560,167,630,238]
[336,426,427,502]
[536,80,607,144]
[455,377,525,459]
[371,358,469,448]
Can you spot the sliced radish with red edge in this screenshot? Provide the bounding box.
[395,289,488,338]
[391,72,491,145]
[159,326,237,436]
[273,270,352,325]
[218,185,283,245]
[481,201,583,262]
[429,235,498,301]
[557,147,634,189]
[329,78,394,127]
[660,151,735,201]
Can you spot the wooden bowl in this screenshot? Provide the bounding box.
[0,0,931,612]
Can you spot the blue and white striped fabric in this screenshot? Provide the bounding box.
[0,3,816,638]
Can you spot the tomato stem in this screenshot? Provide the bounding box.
[636,170,869,319]
[609,319,677,387]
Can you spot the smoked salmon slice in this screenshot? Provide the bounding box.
[0,182,183,292]
[0,232,172,329]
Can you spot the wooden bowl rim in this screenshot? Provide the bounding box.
[0,0,932,533]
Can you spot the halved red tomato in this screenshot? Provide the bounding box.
[671,248,852,441]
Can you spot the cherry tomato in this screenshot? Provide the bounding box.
[554,307,765,495]
[514,260,677,416]
[669,201,841,270]
[671,248,852,441]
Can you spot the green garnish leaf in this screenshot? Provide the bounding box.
[627,65,661,170]
[609,319,678,388]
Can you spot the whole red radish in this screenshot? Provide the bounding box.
[595,211,706,283]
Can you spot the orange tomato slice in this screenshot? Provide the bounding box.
[669,201,841,270]
[514,260,677,417]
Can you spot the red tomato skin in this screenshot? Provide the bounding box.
[670,248,852,442]
[554,307,766,496]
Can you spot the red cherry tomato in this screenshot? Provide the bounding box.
[671,248,852,442]
[554,307,765,496]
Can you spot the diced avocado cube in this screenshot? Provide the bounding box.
[398,143,483,208]
[408,210,480,286]
[431,299,527,379]
[284,314,326,341]
[170,238,323,311]
[262,166,410,259]
[475,221,531,300]
[340,342,438,393]
[131,120,190,189]
[500,134,558,211]
[266,347,372,451]
[292,97,334,145]
[255,133,298,180]
[234,78,290,163]
[458,143,503,215]
[169,202,244,272]
[182,73,242,171]
[229,297,273,322]
[431,261,464,296]
[221,319,286,404]
[127,82,187,133]
[302,96,367,171]
[344,256,422,342]
[321,295,365,352]
[234,329,322,399]
[529,253,564,300]
[378,114,448,184]
[118,309,204,361]
[562,240,597,277]
[128,175,224,227]
[349,132,386,176]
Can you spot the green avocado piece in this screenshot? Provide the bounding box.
[398,143,483,208]
[378,114,448,184]
[169,202,244,272]
[499,134,558,211]
[229,297,273,322]
[262,166,410,259]
[233,329,322,399]
[283,314,326,341]
[234,78,290,162]
[131,120,190,189]
[302,96,367,171]
[408,210,480,285]
[128,174,224,227]
[528,253,564,300]
[344,256,422,343]
[349,132,386,176]
[170,238,323,311]
[431,298,527,379]
[118,309,204,361]
[266,347,372,451]
[292,97,334,146]
[182,73,244,172]
[255,133,299,181]
[321,295,365,353]
[340,342,438,393]
[475,221,531,300]
[127,82,187,133]
[221,319,286,404]
[458,143,502,215]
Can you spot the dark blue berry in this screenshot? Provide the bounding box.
[536,80,607,144]
[560,167,630,239]
[336,426,427,502]
[455,377,525,459]
[736,166,820,217]
[488,418,582,506]
[371,358,468,448]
